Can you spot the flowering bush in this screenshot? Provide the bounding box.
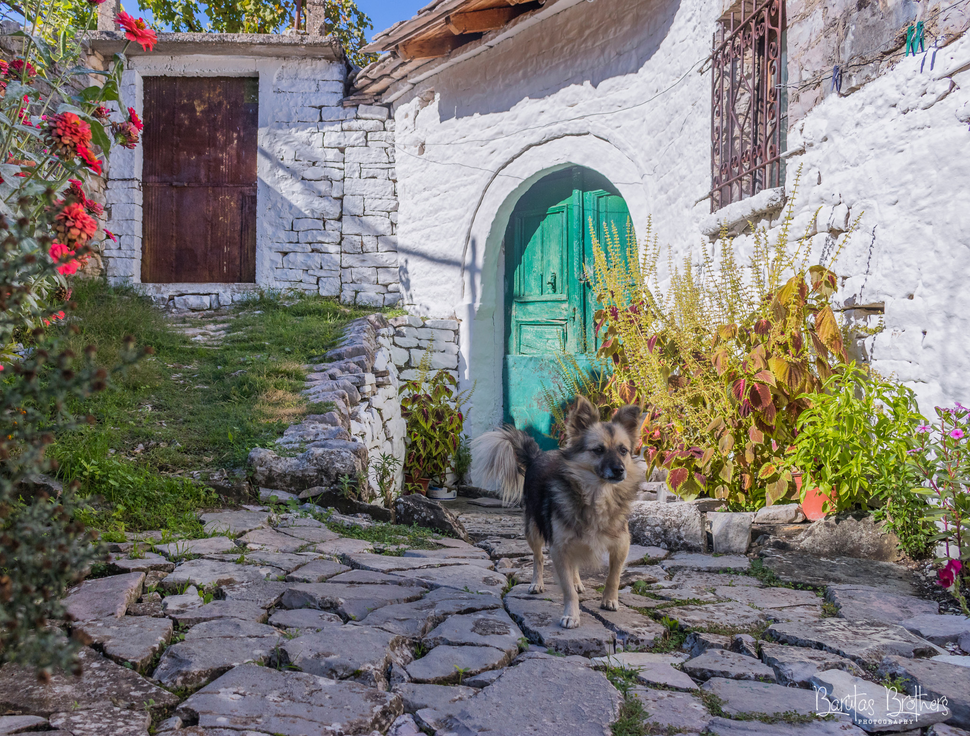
[0,1,155,673]
[0,2,155,358]
[909,405,970,608]
[588,185,856,508]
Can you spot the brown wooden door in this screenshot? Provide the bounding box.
[142,76,258,283]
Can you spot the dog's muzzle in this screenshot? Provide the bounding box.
[599,464,626,482]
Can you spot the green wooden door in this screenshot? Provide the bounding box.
[503,168,631,448]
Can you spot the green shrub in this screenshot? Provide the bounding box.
[786,363,926,514]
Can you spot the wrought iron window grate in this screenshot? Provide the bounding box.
[710,0,786,212]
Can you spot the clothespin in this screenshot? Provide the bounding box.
[831,65,843,93]
[906,21,925,57]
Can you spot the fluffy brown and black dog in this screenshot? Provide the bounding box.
[472,397,645,629]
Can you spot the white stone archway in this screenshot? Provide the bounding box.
[454,133,650,459]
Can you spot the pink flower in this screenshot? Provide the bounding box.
[949,429,965,440]
[104,229,117,242]
[939,560,963,589]
[916,425,932,434]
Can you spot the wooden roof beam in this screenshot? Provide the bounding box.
[398,32,474,60]
[446,7,518,34]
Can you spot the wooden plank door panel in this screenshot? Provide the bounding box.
[142,76,258,284]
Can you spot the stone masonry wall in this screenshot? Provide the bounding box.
[96,52,401,311]
[386,315,461,381]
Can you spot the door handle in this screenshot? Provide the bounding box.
[546,272,557,294]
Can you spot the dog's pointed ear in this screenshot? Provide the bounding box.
[612,405,645,442]
[565,396,599,442]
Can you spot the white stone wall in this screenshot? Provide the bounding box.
[386,314,461,381]
[377,0,970,440]
[102,56,400,309]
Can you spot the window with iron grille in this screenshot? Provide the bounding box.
[710,0,786,212]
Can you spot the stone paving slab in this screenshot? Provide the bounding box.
[388,563,507,596]
[683,649,775,681]
[827,584,939,624]
[76,615,172,671]
[154,537,238,559]
[329,570,411,585]
[177,664,403,735]
[705,717,868,735]
[170,599,270,626]
[344,552,481,573]
[811,668,952,732]
[423,609,523,658]
[878,655,970,729]
[275,524,341,545]
[404,547,491,561]
[592,652,697,691]
[660,552,750,572]
[280,582,426,621]
[49,705,151,736]
[0,715,48,734]
[760,550,916,594]
[666,601,766,631]
[630,687,712,732]
[269,608,344,631]
[64,572,145,621]
[768,619,946,665]
[153,633,280,689]
[106,552,175,574]
[392,683,477,714]
[505,595,616,657]
[0,647,178,716]
[580,602,665,650]
[764,604,825,624]
[313,537,374,556]
[280,625,409,689]
[702,677,821,717]
[713,585,820,608]
[207,551,316,573]
[285,558,352,582]
[162,559,275,591]
[405,644,510,684]
[899,613,970,645]
[760,642,865,686]
[670,571,763,588]
[475,538,533,558]
[201,510,271,536]
[416,657,622,736]
[239,528,309,553]
[361,590,503,638]
[220,580,289,609]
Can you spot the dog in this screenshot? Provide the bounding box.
[472,397,645,629]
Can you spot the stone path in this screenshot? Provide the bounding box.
[1,501,969,736]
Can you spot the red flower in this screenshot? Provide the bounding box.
[128,107,143,131]
[939,560,963,589]
[78,146,102,175]
[112,120,140,149]
[104,229,117,242]
[116,12,158,52]
[54,202,98,247]
[93,105,111,120]
[49,243,81,275]
[46,112,93,160]
[8,58,37,79]
[0,60,8,76]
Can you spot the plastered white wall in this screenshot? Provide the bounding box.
[385,0,970,441]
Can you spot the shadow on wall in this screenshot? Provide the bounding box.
[436,0,682,122]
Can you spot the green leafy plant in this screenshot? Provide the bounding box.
[589,181,855,509]
[399,353,472,487]
[786,363,926,514]
[371,452,401,508]
[452,436,472,487]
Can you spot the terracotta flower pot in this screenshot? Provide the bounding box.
[793,473,835,520]
[404,474,430,496]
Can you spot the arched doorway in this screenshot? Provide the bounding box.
[503,166,632,448]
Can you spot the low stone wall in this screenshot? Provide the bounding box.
[628,497,901,562]
[248,312,463,504]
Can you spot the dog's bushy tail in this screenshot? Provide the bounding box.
[471,426,541,507]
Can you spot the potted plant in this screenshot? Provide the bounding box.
[786,363,924,519]
[399,361,471,496]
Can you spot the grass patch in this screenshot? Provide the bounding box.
[48,280,374,534]
[311,508,443,550]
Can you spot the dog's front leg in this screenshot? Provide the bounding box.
[602,532,630,611]
[551,548,581,628]
[526,524,545,594]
